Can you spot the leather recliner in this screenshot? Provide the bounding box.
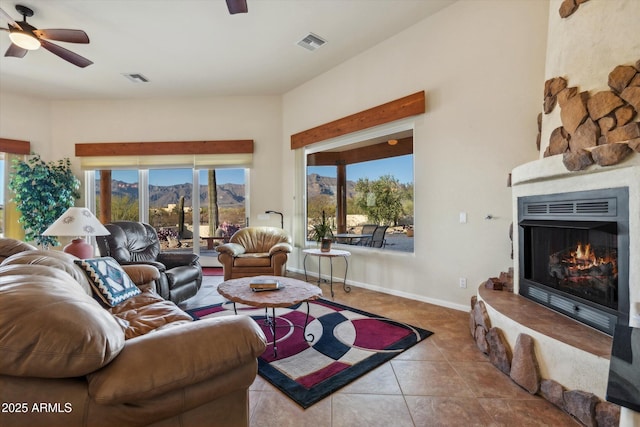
[97,221,202,304]
[216,226,292,281]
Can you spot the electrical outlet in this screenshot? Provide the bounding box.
[459,277,467,288]
[459,212,467,223]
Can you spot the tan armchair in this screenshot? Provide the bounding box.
[216,226,292,280]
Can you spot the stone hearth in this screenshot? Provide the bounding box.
[477,153,639,426]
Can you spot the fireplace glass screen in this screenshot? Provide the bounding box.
[523,221,618,310]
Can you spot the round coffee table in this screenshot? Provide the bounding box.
[217,275,322,357]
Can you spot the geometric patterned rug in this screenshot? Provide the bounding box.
[187,298,433,408]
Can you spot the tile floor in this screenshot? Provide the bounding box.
[180,272,579,426]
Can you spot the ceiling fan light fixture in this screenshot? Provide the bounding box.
[9,28,40,50]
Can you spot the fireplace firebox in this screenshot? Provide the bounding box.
[518,188,629,335]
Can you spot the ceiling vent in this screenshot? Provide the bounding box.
[122,73,150,83]
[297,33,327,51]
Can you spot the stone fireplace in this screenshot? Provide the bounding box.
[476,153,638,425]
[517,187,630,336]
[494,153,639,410]
[512,155,639,331]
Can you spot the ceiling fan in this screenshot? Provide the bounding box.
[226,0,248,14]
[0,4,92,68]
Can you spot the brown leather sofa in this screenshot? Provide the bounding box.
[96,221,203,304]
[0,239,266,427]
[216,226,292,280]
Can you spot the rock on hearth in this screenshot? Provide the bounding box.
[487,327,511,375]
[591,143,632,166]
[540,379,565,409]
[563,390,599,427]
[474,325,489,355]
[569,119,600,152]
[621,86,640,112]
[469,310,476,337]
[561,91,589,133]
[562,150,593,171]
[473,300,491,330]
[510,333,540,394]
[595,401,621,427]
[608,65,637,94]
[587,91,624,121]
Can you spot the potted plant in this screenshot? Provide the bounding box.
[310,210,333,251]
[8,153,80,247]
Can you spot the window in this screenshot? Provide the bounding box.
[306,128,414,252]
[96,170,140,221]
[91,167,247,257]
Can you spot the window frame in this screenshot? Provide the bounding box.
[303,119,415,252]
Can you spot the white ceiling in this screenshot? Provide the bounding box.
[0,0,456,101]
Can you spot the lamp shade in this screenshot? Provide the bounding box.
[42,207,110,259]
[43,207,110,237]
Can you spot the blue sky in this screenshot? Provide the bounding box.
[309,154,413,184]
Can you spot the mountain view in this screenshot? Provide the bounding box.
[103,175,356,208]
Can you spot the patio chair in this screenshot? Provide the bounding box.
[355,224,378,246]
[369,225,389,248]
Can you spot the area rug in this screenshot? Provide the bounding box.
[201,267,223,276]
[187,298,433,408]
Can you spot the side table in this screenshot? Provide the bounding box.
[302,248,351,297]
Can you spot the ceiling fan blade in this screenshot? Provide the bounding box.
[34,28,90,44]
[40,39,93,68]
[5,43,28,58]
[0,6,22,30]
[226,0,248,14]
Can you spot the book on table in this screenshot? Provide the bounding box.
[249,278,282,291]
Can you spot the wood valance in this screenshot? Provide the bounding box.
[290,91,425,150]
[75,140,254,157]
[0,138,30,155]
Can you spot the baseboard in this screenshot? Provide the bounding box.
[286,268,468,312]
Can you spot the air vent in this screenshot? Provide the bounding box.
[548,202,574,214]
[122,73,150,83]
[297,33,327,51]
[526,204,548,215]
[523,197,616,217]
[576,200,611,214]
[527,287,548,303]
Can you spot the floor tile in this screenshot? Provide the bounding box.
[331,394,414,427]
[391,360,475,397]
[250,390,332,427]
[451,361,534,399]
[404,395,497,426]
[337,362,402,395]
[478,397,581,426]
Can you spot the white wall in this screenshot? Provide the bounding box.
[0,92,51,156]
[282,0,548,309]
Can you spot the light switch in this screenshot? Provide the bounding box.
[459,212,467,223]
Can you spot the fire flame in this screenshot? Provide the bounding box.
[569,243,613,271]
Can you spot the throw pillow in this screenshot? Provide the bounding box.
[75,257,141,306]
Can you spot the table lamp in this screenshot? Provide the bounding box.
[42,207,110,259]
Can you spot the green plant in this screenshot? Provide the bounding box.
[309,210,333,242]
[8,154,80,247]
